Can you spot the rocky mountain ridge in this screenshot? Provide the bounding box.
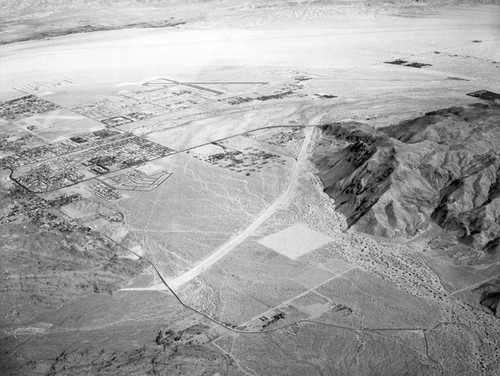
[314,103,500,256]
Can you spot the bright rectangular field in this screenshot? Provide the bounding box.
[258,223,333,259]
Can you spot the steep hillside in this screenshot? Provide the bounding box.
[314,103,500,255]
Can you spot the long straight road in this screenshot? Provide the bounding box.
[122,126,314,292]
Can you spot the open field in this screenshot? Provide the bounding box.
[14,109,103,142]
[109,150,292,278]
[258,223,333,259]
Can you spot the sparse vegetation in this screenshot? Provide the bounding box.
[1,2,500,375]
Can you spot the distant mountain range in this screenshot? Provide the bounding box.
[1,0,497,17]
[1,0,497,45]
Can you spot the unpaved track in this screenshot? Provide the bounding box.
[122,126,314,292]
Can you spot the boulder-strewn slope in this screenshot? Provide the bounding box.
[314,103,500,254]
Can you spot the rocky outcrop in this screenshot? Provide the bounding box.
[473,277,500,317]
[314,103,500,254]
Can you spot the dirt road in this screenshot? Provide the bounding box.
[122,126,314,292]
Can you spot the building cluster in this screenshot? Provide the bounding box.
[1,193,48,224]
[260,128,303,146]
[4,129,124,167]
[102,116,134,127]
[0,190,78,232]
[71,97,129,120]
[0,132,34,157]
[100,111,155,127]
[200,146,286,175]
[226,88,300,105]
[87,181,122,201]
[127,111,154,121]
[17,163,85,192]
[14,135,172,192]
[108,169,147,184]
[79,136,172,172]
[237,310,287,332]
[0,95,61,120]
[71,86,210,125]
[70,91,163,122]
[259,311,285,329]
[131,86,196,106]
[46,193,82,208]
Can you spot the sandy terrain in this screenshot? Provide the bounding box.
[258,223,333,259]
[1,1,500,375]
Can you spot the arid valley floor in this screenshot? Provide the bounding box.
[1,1,500,375]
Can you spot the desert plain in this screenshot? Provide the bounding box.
[1,1,500,375]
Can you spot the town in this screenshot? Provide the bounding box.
[12,135,174,192]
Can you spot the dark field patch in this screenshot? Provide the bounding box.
[467,90,500,101]
[384,59,432,68]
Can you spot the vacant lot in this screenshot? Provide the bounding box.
[258,223,333,259]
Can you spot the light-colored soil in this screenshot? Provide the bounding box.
[2,2,500,375]
[258,223,333,259]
